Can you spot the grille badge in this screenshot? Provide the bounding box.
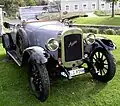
[68,40,77,48]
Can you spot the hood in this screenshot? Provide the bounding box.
[25,21,68,48]
[24,21,68,59]
[25,21,68,46]
[25,21,68,33]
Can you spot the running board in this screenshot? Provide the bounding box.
[7,51,22,66]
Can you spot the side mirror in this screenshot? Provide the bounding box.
[3,22,10,29]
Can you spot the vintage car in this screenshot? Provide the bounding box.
[2,5,116,102]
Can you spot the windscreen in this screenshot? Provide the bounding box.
[19,5,60,22]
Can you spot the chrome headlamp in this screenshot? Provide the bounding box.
[46,38,59,51]
[85,33,96,45]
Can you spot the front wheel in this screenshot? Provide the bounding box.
[89,48,116,82]
[28,60,50,102]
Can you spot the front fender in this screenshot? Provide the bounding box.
[97,38,116,51]
[22,46,49,65]
[84,38,116,55]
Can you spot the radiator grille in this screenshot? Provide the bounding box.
[64,34,83,62]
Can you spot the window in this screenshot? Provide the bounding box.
[92,4,96,9]
[101,4,105,8]
[110,3,112,8]
[119,3,120,8]
[83,4,87,9]
[74,5,78,10]
[65,5,69,11]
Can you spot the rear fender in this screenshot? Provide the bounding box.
[2,33,15,50]
[22,46,49,65]
[2,34,10,49]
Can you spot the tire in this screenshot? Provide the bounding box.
[28,59,50,102]
[2,34,11,59]
[16,29,29,55]
[89,48,116,83]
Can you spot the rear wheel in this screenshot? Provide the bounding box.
[16,29,29,56]
[28,60,50,102]
[90,48,116,82]
[2,34,11,59]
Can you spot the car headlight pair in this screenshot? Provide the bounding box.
[46,38,59,51]
[46,34,95,51]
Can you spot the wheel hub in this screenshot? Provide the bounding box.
[95,58,104,70]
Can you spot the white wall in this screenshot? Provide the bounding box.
[0,8,3,35]
[61,0,120,13]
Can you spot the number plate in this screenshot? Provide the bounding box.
[69,68,85,77]
[61,68,85,77]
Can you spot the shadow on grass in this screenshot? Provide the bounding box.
[0,52,107,106]
[50,75,107,99]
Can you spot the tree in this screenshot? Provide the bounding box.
[0,0,49,17]
[24,0,36,6]
[0,0,26,16]
[104,0,119,17]
[36,0,48,5]
[0,0,37,17]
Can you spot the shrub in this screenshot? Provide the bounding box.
[104,29,116,35]
[99,29,105,34]
[89,28,99,34]
[81,27,99,34]
[94,10,108,16]
[81,28,89,33]
[116,29,120,35]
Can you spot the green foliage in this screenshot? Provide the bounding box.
[99,29,106,34]
[81,27,118,35]
[81,28,99,34]
[0,0,26,16]
[24,0,36,6]
[116,29,120,35]
[104,0,118,4]
[94,10,108,16]
[0,0,48,17]
[74,16,120,26]
[104,28,116,35]
[89,28,99,34]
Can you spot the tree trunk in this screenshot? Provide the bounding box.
[112,0,115,17]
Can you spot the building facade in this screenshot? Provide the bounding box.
[61,0,120,13]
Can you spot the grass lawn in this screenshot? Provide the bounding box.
[74,16,120,26]
[0,35,120,106]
